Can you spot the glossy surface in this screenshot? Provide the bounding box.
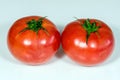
[7,16,60,65]
[0,0,120,80]
[61,19,114,66]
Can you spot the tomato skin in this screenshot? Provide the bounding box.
[61,19,114,66]
[7,16,60,65]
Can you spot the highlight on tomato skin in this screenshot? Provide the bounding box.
[61,18,115,66]
[7,16,61,65]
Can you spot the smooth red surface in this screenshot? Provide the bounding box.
[7,16,60,65]
[61,19,114,66]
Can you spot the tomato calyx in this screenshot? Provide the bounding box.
[19,16,48,35]
[83,19,101,44]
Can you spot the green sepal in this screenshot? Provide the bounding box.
[83,19,100,44]
[19,16,48,35]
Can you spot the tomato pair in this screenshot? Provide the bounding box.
[7,16,114,66]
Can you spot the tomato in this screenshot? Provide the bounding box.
[61,18,114,66]
[7,16,60,65]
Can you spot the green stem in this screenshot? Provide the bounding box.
[19,16,48,35]
[83,19,100,44]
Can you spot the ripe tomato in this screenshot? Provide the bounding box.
[7,16,60,65]
[61,18,114,66]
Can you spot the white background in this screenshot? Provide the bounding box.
[0,0,120,80]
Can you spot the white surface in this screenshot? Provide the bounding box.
[0,0,120,80]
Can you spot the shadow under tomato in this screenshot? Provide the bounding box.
[54,24,65,59]
[55,45,65,58]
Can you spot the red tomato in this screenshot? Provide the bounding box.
[61,19,114,66]
[7,16,60,65]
